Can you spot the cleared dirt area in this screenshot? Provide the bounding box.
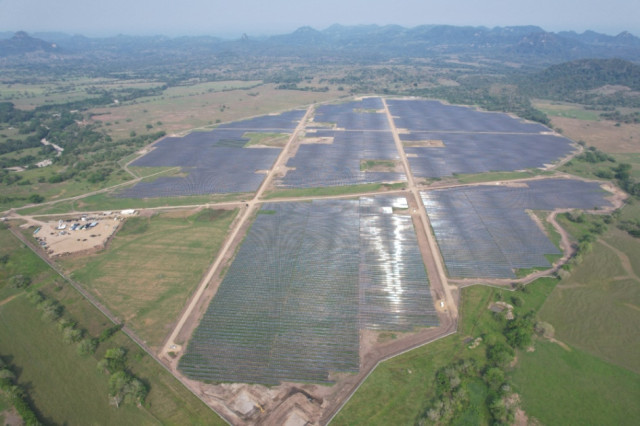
[403,139,445,147]
[21,214,120,257]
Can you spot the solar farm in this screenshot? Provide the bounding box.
[119,109,306,198]
[179,196,438,384]
[386,99,575,178]
[422,179,613,278]
[97,96,622,423]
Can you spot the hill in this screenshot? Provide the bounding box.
[0,31,60,57]
[522,58,640,104]
[2,26,639,66]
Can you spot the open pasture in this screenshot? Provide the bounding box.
[89,84,339,139]
[422,179,613,278]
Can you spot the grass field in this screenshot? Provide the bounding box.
[0,165,134,212]
[62,208,238,349]
[263,182,405,199]
[539,222,640,373]
[512,340,640,425]
[0,77,165,109]
[533,101,601,121]
[548,116,640,153]
[0,227,224,425]
[0,293,156,425]
[18,190,249,215]
[243,132,289,147]
[453,169,553,184]
[90,84,339,140]
[333,278,558,425]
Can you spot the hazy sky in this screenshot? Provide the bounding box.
[0,0,637,37]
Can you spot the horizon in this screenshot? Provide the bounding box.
[1,23,638,41]
[0,0,638,39]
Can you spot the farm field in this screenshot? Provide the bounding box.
[62,208,238,350]
[538,209,640,374]
[512,341,640,425]
[0,227,224,425]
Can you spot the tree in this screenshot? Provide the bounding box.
[484,367,505,391]
[0,368,16,382]
[28,194,44,204]
[62,327,83,344]
[108,371,131,407]
[504,312,535,349]
[38,298,62,322]
[534,321,555,338]
[9,274,31,289]
[77,338,98,356]
[486,342,514,367]
[124,378,148,406]
[100,347,126,373]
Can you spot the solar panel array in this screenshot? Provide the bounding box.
[404,132,575,178]
[359,196,438,330]
[384,99,574,178]
[421,179,613,278]
[118,111,305,198]
[278,98,405,188]
[387,99,548,133]
[279,130,406,187]
[179,196,438,385]
[310,98,389,131]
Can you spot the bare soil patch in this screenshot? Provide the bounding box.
[403,139,445,148]
[29,215,120,257]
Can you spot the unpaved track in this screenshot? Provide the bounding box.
[382,98,458,317]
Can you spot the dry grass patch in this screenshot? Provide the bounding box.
[550,116,640,153]
[62,208,238,350]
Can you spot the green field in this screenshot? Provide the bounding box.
[62,208,238,349]
[334,265,640,425]
[0,165,134,212]
[512,341,640,425]
[333,278,558,425]
[18,190,249,215]
[453,169,552,184]
[0,227,225,425]
[263,182,405,199]
[534,101,602,121]
[539,222,640,373]
[0,294,156,425]
[242,132,290,147]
